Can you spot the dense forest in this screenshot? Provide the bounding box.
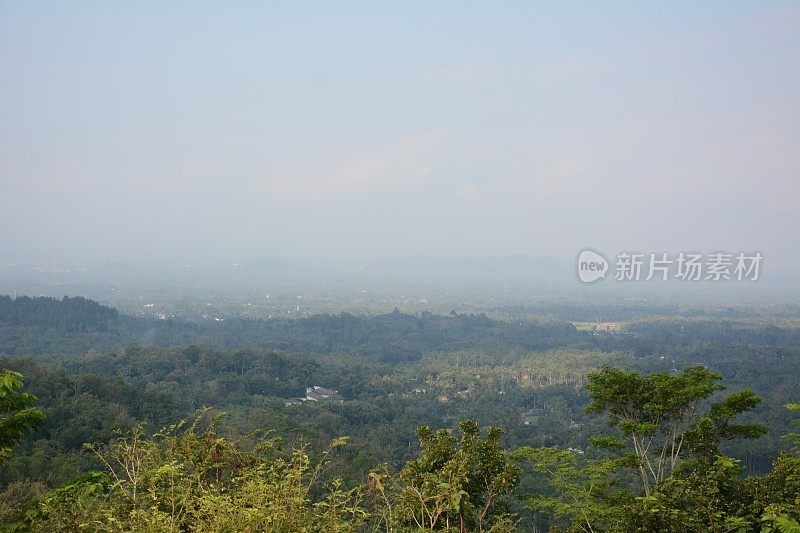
[0,296,117,333]
[0,295,799,531]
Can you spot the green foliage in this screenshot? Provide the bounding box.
[784,403,800,445]
[369,420,520,531]
[753,404,800,533]
[0,370,46,461]
[0,357,177,488]
[0,295,117,333]
[683,389,768,462]
[2,296,800,531]
[5,416,523,531]
[513,446,631,532]
[586,365,765,495]
[627,455,754,532]
[1,364,800,532]
[0,480,47,524]
[628,403,800,532]
[9,411,367,532]
[520,368,798,533]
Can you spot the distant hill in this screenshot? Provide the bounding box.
[369,255,571,282]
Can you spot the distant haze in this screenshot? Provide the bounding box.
[1,3,799,268]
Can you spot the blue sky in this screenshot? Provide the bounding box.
[1,2,798,267]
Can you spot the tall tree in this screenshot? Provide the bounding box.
[585,365,765,495]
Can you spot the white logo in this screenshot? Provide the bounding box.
[577,250,608,283]
[577,249,763,284]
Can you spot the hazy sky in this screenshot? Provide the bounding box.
[1,2,798,267]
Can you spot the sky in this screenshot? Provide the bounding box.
[1,2,799,268]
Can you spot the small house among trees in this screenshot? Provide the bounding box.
[305,386,344,402]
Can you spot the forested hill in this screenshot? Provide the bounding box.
[0,295,583,359]
[0,295,117,332]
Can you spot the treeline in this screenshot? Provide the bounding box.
[0,295,117,333]
[4,295,800,361]
[0,298,583,361]
[122,309,582,363]
[626,318,800,347]
[497,301,800,321]
[497,301,681,321]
